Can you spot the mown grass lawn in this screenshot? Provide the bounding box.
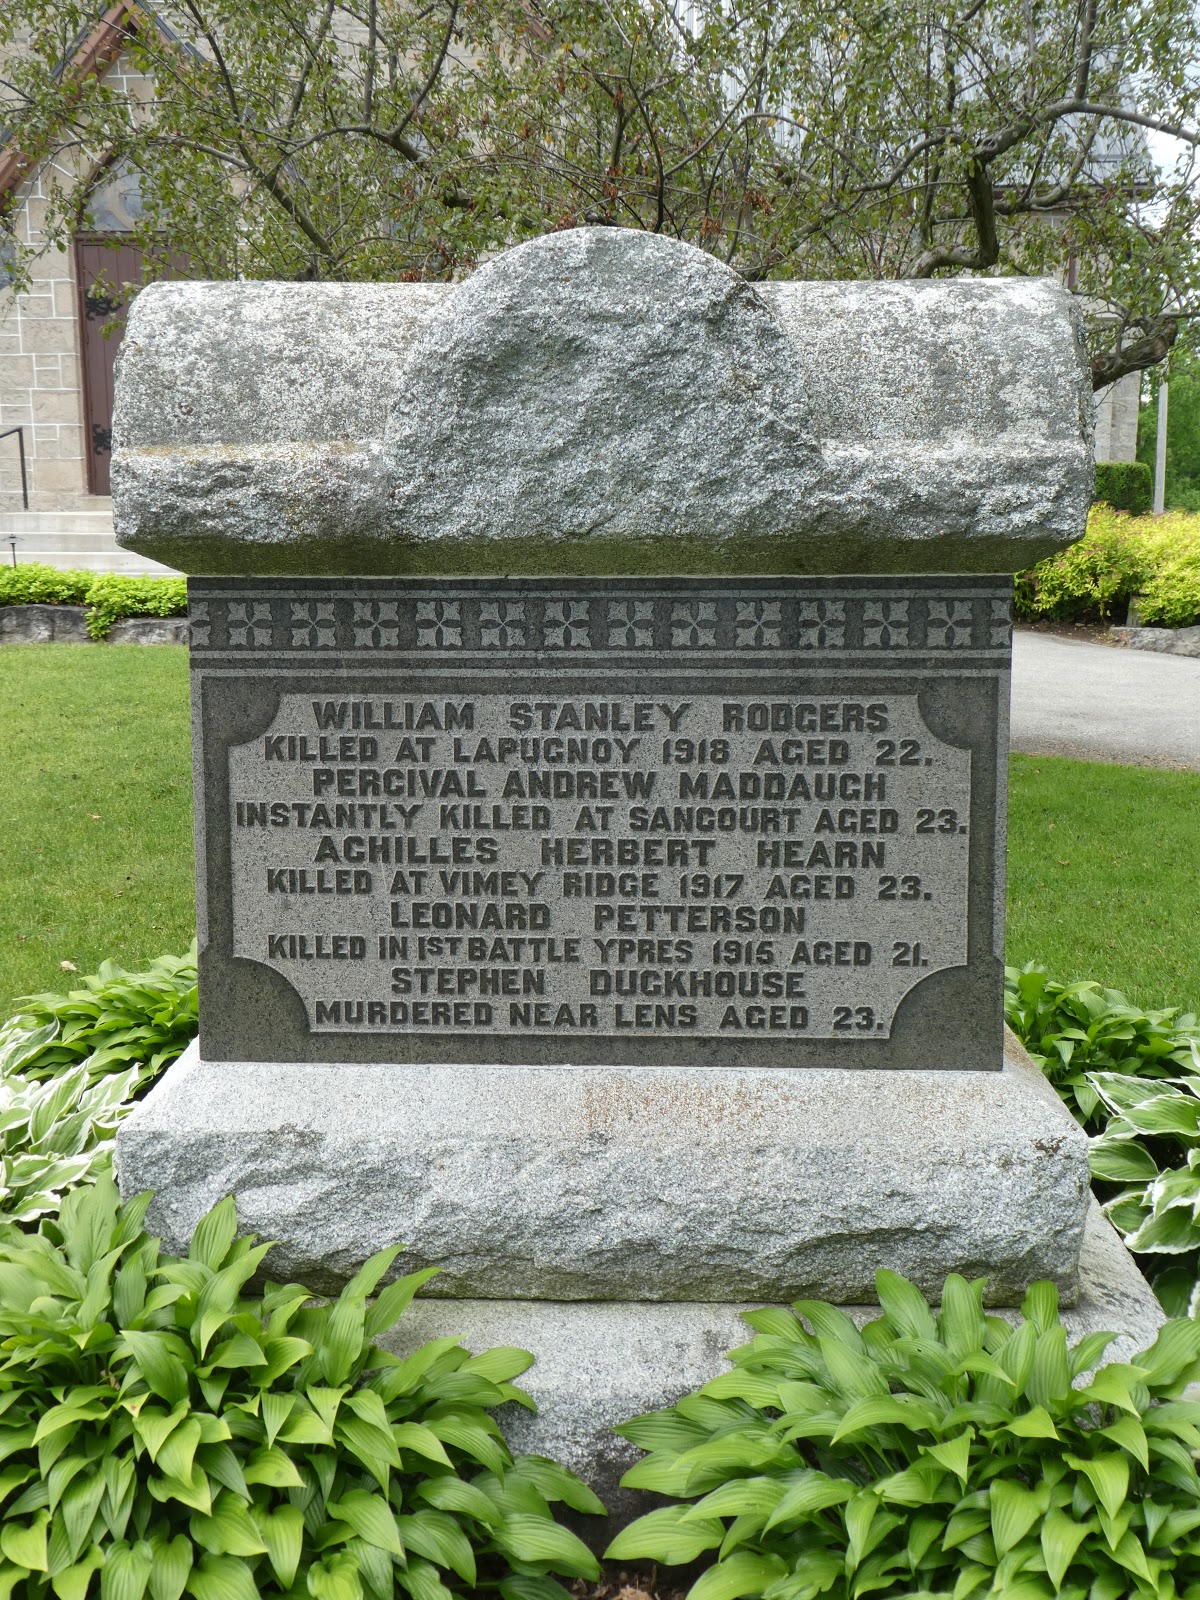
[0,645,194,1011]
[1007,752,1200,1016]
[2,644,1199,1017]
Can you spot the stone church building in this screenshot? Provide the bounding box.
[0,6,1140,573]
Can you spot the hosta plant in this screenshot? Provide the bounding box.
[0,1056,137,1224]
[606,1269,1200,1600]
[1090,1069,1200,1316]
[0,1178,604,1600]
[1005,964,1198,1132]
[1,947,198,1094]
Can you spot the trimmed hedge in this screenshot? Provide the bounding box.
[1014,505,1200,627]
[0,562,187,640]
[1095,459,1152,516]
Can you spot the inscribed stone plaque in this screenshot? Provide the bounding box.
[190,575,1010,1069]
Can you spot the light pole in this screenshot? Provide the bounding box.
[1153,372,1169,515]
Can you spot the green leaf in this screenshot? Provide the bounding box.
[122,1332,190,1407]
[259,1393,295,1449]
[990,1481,1042,1557]
[460,1346,535,1384]
[184,1554,259,1600]
[875,1269,937,1339]
[308,1553,363,1600]
[1069,1329,1119,1377]
[2,1512,50,1572]
[195,1445,248,1502]
[831,1394,938,1442]
[320,1297,367,1385]
[923,1429,973,1481]
[507,1456,606,1517]
[1080,1365,1145,1415]
[1125,1207,1200,1254]
[249,1505,303,1591]
[1136,1317,1200,1387]
[343,1246,405,1303]
[763,1472,854,1530]
[1101,1413,1149,1471]
[391,1423,452,1468]
[396,1557,454,1600]
[685,1479,783,1523]
[607,1506,725,1564]
[1026,1326,1072,1407]
[158,1420,203,1485]
[242,1446,303,1488]
[688,1551,787,1600]
[148,1537,193,1600]
[1002,1406,1059,1440]
[205,1334,266,1371]
[188,1199,238,1272]
[1020,1281,1060,1334]
[188,1495,268,1559]
[498,1577,573,1600]
[1040,1508,1091,1589]
[398,1511,476,1585]
[61,1471,107,1562]
[414,1476,501,1526]
[328,1492,403,1558]
[51,1548,104,1600]
[1064,1452,1129,1520]
[491,1515,600,1579]
[938,1275,987,1357]
[424,1414,505,1475]
[275,1400,330,1446]
[1089,1138,1159,1183]
[101,1543,153,1600]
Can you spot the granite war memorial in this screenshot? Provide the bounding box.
[111,228,1164,1513]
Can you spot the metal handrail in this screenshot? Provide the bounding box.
[0,426,29,511]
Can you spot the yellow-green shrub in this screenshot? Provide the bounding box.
[1015,507,1200,627]
[0,563,188,639]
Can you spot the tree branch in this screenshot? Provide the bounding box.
[1091,315,1179,390]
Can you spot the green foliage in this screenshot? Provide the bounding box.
[1131,515,1200,627]
[0,1178,604,1600]
[1095,462,1152,517]
[0,1036,136,1225]
[0,949,198,1227]
[0,565,188,640]
[1012,508,1154,623]
[81,577,189,642]
[1137,360,1200,512]
[1013,506,1200,627]
[1004,964,1199,1132]
[2,0,1199,384]
[1091,1070,1200,1317]
[3,948,198,1093]
[606,1271,1200,1600]
[0,566,93,608]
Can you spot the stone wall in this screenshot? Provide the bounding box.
[0,51,154,515]
[1094,371,1140,463]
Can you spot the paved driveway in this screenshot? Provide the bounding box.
[1010,630,1200,770]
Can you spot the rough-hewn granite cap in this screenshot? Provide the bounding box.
[111,228,1094,575]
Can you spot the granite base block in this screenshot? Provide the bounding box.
[116,1035,1090,1304]
[380,1201,1167,1539]
[1109,623,1200,658]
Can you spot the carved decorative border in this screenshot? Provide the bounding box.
[189,588,1012,656]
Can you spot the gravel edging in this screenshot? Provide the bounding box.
[0,604,188,645]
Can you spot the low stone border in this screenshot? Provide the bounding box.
[0,604,188,645]
[1108,622,1200,658]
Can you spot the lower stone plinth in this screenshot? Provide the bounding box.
[116,1032,1089,1303]
[380,1202,1165,1540]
